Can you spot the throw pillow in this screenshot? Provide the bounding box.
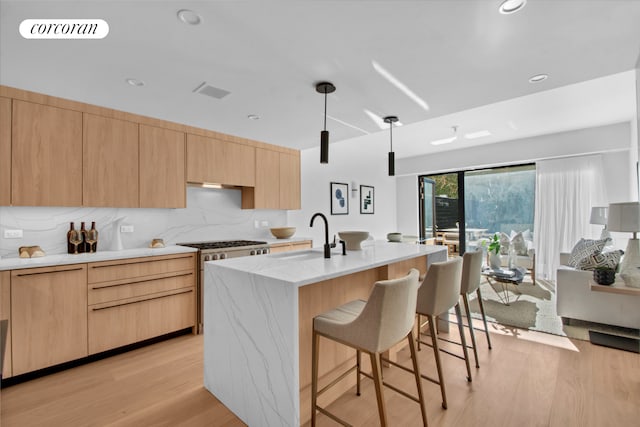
[567,238,610,268]
[511,232,528,256]
[576,250,624,271]
[499,232,510,255]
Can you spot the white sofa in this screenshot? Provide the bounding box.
[556,253,640,329]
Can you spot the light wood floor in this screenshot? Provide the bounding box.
[1,323,639,427]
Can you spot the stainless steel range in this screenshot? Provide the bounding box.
[177,240,270,333]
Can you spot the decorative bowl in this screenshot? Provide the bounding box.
[387,232,402,242]
[593,268,615,286]
[338,231,370,250]
[270,227,296,239]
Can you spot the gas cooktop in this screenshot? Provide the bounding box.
[177,240,268,250]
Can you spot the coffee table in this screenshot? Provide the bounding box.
[482,267,526,305]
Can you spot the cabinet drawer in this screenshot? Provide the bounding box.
[88,287,195,354]
[88,271,195,305]
[88,253,195,284]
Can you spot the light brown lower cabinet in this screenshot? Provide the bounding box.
[1,270,11,378]
[10,265,88,376]
[88,288,195,355]
[87,253,196,355]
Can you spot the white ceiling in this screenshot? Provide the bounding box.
[1,0,639,159]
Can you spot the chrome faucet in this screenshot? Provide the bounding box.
[309,212,334,258]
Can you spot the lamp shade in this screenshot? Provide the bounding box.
[607,202,640,232]
[589,206,608,225]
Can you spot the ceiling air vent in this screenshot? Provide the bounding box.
[193,82,230,99]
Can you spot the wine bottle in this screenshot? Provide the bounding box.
[67,222,76,254]
[80,222,87,253]
[89,221,98,252]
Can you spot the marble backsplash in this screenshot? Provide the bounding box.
[0,186,287,259]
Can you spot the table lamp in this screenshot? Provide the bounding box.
[589,206,610,240]
[608,202,640,287]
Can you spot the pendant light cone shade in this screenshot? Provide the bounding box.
[316,82,336,164]
[384,116,398,176]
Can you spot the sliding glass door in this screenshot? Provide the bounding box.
[419,164,535,256]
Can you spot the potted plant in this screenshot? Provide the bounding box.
[593,266,616,286]
[485,234,502,270]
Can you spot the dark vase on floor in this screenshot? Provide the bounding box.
[593,268,616,286]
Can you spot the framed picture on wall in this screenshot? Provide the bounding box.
[360,185,374,214]
[330,182,349,215]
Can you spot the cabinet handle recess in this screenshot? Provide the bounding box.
[15,266,84,277]
[91,289,193,311]
[90,272,193,290]
[90,255,193,269]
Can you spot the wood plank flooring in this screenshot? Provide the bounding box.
[1,323,638,426]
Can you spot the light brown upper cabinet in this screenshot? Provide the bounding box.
[83,113,139,207]
[139,125,186,208]
[245,148,301,210]
[186,134,255,187]
[0,97,10,206]
[280,151,301,210]
[11,100,83,206]
[253,148,280,209]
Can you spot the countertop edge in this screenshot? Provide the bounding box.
[0,245,198,271]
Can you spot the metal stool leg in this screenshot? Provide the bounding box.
[476,288,492,349]
[463,294,480,368]
[356,349,361,396]
[311,330,320,426]
[428,315,448,409]
[370,351,388,426]
[407,331,429,426]
[454,303,472,382]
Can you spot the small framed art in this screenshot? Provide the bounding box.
[330,182,349,215]
[360,185,374,214]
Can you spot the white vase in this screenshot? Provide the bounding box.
[109,217,125,251]
[489,252,502,270]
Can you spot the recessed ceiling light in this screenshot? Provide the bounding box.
[464,130,492,139]
[125,78,144,87]
[499,0,527,15]
[177,9,201,25]
[247,114,260,120]
[529,73,548,83]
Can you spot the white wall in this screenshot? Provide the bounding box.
[0,187,286,258]
[288,133,397,246]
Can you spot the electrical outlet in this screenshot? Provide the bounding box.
[4,229,23,239]
[260,220,269,227]
[254,220,260,229]
[120,225,134,233]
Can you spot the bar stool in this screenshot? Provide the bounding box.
[311,269,428,427]
[415,258,472,410]
[460,250,492,369]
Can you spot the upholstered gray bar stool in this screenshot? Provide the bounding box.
[460,250,492,368]
[415,258,472,410]
[311,269,428,427]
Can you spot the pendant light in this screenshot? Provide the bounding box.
[384,116,398,176]
[316,82,336,164]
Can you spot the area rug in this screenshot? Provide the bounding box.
[465,275,640,341]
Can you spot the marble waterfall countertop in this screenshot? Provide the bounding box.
[205,240,445,287]
[0,245,197,271]
[203,241,447,427]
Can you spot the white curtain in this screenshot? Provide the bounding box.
[534,155,606,281]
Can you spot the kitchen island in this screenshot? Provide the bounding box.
[203,241,447,426]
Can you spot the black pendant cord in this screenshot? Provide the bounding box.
[389,121,393,152]
[323,91,328,131]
